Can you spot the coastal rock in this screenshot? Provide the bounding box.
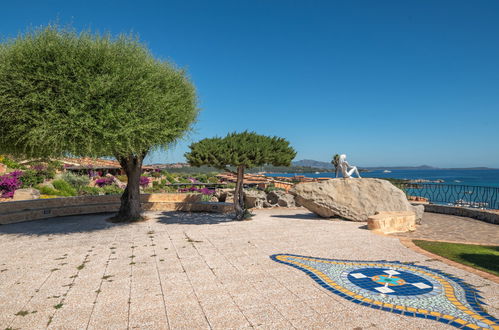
[244,190,266,208]
[291,178,422,222]
[13,188,40,201]
[267,190,296,207]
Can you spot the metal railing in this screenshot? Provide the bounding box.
[398,183,499,210]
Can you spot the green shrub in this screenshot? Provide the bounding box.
[116,175,127,183]
[79,186,103,196]
[61,172,90,190]
[264,184,285,194]
[102,185,123,195]
[52,179,77,196]
[0,156,25,169]
[207,176,219,183]
[20,170,45,187]
[163,185,178,193]
[37,185,61,196]
[164,173,177,183]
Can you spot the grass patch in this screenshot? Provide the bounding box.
[53,303,63,309]
[413,240,499,276]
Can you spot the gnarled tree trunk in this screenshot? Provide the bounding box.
[233,165,245,220]
[114,153,145,221]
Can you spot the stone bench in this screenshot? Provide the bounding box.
[367,211,416,234]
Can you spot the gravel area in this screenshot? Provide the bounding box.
[0,208,497,329]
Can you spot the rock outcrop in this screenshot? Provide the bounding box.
[266,190,296,207]
[244,190,267,208]
[291,178,423,222]
[13,188,41,201]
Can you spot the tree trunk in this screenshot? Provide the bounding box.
[114,154,144,222]
[233,165,245,220]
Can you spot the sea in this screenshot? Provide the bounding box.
[265,169,499,188]
[266,169,499,209]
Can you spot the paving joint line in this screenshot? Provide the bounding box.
[165,228,213,330]
[85,239,118,329]
[148,223,171,330]
[190,231,254,328]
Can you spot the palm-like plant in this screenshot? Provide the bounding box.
[332,154,340,178]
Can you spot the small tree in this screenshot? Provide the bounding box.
[332,154,340,177]
[0,26,198,221]
[185,132,296,220]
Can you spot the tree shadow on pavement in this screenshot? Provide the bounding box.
[156,211,236,225]
[270,212,324,220]
[0,213,129,236]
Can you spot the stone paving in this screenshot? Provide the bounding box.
[0,208,498,329]
[395,212,499,245]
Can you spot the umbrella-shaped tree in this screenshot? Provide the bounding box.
[185,132,296,220]
[0,26,198,221]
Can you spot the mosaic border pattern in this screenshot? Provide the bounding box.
[271,254,499,330]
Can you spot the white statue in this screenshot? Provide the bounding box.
[338,154,361,178]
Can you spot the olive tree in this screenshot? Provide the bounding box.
[185,132,296,220]
[0,26,198,221]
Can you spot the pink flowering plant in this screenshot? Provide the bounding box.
[139,176,150,188]
[0,170,23,198]
[95,177,114,187]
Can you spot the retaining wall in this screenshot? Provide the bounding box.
[0,193,233,225]
[415,203,499,225]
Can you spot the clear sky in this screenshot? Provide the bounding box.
[1,1,498,167]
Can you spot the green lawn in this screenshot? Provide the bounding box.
[413,240,499,277]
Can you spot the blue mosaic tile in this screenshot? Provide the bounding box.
[271,254,499,329]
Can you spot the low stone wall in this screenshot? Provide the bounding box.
[0,193,233,225]
[415,203,499,225]
[367,211,416,234]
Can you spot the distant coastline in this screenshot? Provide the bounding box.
[265,168,499,188]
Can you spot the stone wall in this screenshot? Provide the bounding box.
[0,193,232,225]
[416,203,499,225]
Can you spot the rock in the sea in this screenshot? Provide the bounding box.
[13,188,41,201]
[292,178,422,222]
[244,190,267,208]
[266,190,296,207]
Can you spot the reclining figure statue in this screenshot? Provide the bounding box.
[338,154,361,178]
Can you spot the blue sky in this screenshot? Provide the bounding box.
[2,1,499,167]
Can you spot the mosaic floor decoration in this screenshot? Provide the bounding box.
[271,254,499,329]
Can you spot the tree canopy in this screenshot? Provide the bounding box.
[186,131,296,220]
[0,25,198,220]
[0,26,198,159]
[185,131,296,170]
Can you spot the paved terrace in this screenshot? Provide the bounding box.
[0,209,498,329]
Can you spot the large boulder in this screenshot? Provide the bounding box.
[291,178,422,222]
[244,190,266,208]
[266,190,296,207]
[13,188,41,201]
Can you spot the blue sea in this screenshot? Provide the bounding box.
[266,169,499,188]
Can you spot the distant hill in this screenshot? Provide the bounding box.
[364,165,436,170]
[292,159,333,169]
[291,160,496,171]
